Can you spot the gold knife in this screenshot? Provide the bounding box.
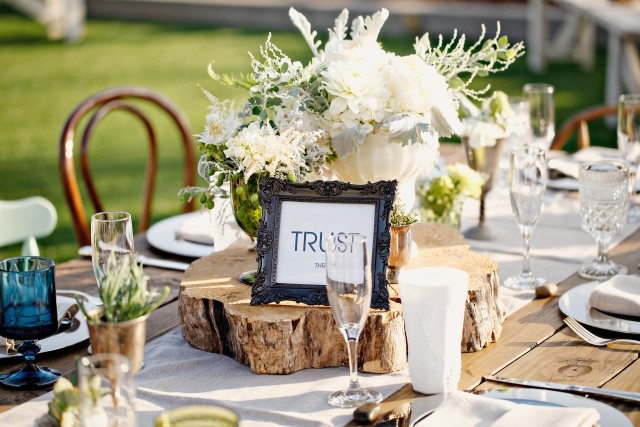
[484,375,640,404]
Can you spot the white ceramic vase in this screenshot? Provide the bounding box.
[327,131,439,209]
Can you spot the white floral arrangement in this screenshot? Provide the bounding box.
[180,8,524,208]
[460,90,517,149]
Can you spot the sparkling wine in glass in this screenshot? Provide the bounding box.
[0,256,62,389]
[524,83,555,150]
[325,233,382,408]
[617,93,640,222]
[503,146,548,290]
[579,161,629,280]
[91,212,134,287]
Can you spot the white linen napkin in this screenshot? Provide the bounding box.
[175,211,216,245]
[589,274,640,317]
[418,391,600,427]
[175,198,247,252]
[547,146,622,180]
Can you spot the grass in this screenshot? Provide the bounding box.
[0,5,614,263]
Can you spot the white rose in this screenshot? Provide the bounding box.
[385,55,462,136]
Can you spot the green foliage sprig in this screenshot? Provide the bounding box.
[415,23,525,100]
[390,200,420,227]
[77,253,169,323]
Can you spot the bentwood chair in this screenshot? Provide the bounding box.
[0,196,57,255]
[549,104,618,151]
[59,86,196,247]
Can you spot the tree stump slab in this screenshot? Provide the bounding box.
[179,223,503,374]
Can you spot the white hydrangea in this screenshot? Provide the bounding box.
[224,122,321,181]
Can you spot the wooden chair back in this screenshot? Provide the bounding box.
[550,105,618,151]
[59,86,196,247]
[0,197,57,255]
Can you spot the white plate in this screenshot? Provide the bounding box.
[558,281,640,334]
[480,388,632,427]
[0,296,90,359]
[547,177,581,191]
[146,212,215,258]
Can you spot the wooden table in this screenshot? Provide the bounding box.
[1,191,639,424]
[348,228,640,425]
[0,236,185,413]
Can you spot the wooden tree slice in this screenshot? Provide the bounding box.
[179,223,503,374]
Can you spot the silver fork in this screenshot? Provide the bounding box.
[563,317,640,346]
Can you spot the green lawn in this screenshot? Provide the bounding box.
[0,5,613,263]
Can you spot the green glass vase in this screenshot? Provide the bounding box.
[230,174,262,285]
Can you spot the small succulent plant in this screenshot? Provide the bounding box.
[77,252,169,323]
[390,200,420,227]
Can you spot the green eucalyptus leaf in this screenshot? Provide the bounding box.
[448,76,465,89]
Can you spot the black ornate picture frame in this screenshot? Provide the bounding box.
[250,178,397,310]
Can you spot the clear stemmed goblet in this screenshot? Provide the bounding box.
[579,161,629,280]
[524,83,555,150]
[503,146,548,290]
[617,93,640,222]
[0,256,62,389]
[91,211,134,287]
[325,233,382,408]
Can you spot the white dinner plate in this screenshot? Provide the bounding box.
[0,296,90,359]
[146,212,215,258]
[547,177,581,192]
[479,388,632,427]
[558,281,640,334]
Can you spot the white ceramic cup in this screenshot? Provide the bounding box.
[398,267,469,394]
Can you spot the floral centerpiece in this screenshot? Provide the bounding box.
[180,7,524,214]
[458,90,517,239]
[419,163,484,229]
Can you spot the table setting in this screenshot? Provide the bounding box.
[2,6,640,427]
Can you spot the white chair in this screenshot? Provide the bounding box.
[0,197,58,256]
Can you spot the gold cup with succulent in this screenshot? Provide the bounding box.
[76,253,169,375]
[419,163,484,229]
[388,201,419,284]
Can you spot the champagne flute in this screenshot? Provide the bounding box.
[578,161,629,280]
[503,146,548,290]
[524,83,555,150]
[325,233,382,408]
[77,353,137,426]
[91,212,134,287]
[0,256,62,389]
[617,93,640,222]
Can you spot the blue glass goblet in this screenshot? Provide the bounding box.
[0,256,62,389]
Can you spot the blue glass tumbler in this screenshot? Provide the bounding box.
[0,256,62,389]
